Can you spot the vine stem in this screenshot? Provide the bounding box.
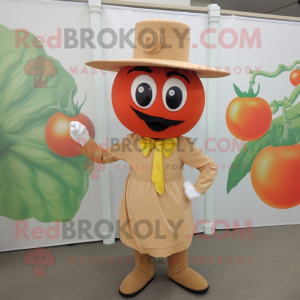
[270,85,300,115]
[247,61,300,142]
[247,83,253,94]
[42,89,86,117]
[248,60,300,85]
[282,123,291,142]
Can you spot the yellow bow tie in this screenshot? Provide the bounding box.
[139,137,177,195]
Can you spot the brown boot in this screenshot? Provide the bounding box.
[119,250,155,297]
[167,248,209,294]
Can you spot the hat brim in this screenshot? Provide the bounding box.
[86,58,230,78]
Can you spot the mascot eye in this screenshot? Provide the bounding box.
[162,78,187,112]
[131,74,157,109]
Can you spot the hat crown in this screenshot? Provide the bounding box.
[133,19,190,62]
[85,19,231,78]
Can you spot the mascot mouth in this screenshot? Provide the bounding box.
[131,106,184,132]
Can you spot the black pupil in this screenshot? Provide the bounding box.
[166,86,182,109]
[136,83,152,107]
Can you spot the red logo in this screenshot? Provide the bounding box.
[24,247,56,277]
[83,159,106,179]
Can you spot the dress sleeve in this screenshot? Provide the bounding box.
[178,137,218,195]
[76,135,127,164]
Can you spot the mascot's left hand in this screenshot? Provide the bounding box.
[183,181,202,200]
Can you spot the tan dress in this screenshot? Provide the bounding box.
[77,133,218,257]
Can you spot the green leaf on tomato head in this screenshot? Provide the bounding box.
[0,25,90,222]
[248,83,260,98]
[233,83,260,98]
[233,83,247,98]
[227,101,300,194]
[42,89,87,117]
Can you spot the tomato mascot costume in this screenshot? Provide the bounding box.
[70,19,230,297]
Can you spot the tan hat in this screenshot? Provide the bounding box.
[86,19,230,78]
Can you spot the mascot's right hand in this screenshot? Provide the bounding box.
[70,121,90,146]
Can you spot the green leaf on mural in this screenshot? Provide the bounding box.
[270,124,282,147]
[227,102,300,194]
[233,83,247,98]
[227,134,271,194]
[0,25,90,222]
[248,83,260,97]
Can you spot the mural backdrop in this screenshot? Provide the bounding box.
[215,15,300,228]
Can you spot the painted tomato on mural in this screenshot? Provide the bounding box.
[227,63,300,209]
[290,67,300,86]
[226,84,272,141]
[251,144,300,209]
[44,89,95,157]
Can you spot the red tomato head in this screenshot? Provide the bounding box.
[112,66,205,138]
